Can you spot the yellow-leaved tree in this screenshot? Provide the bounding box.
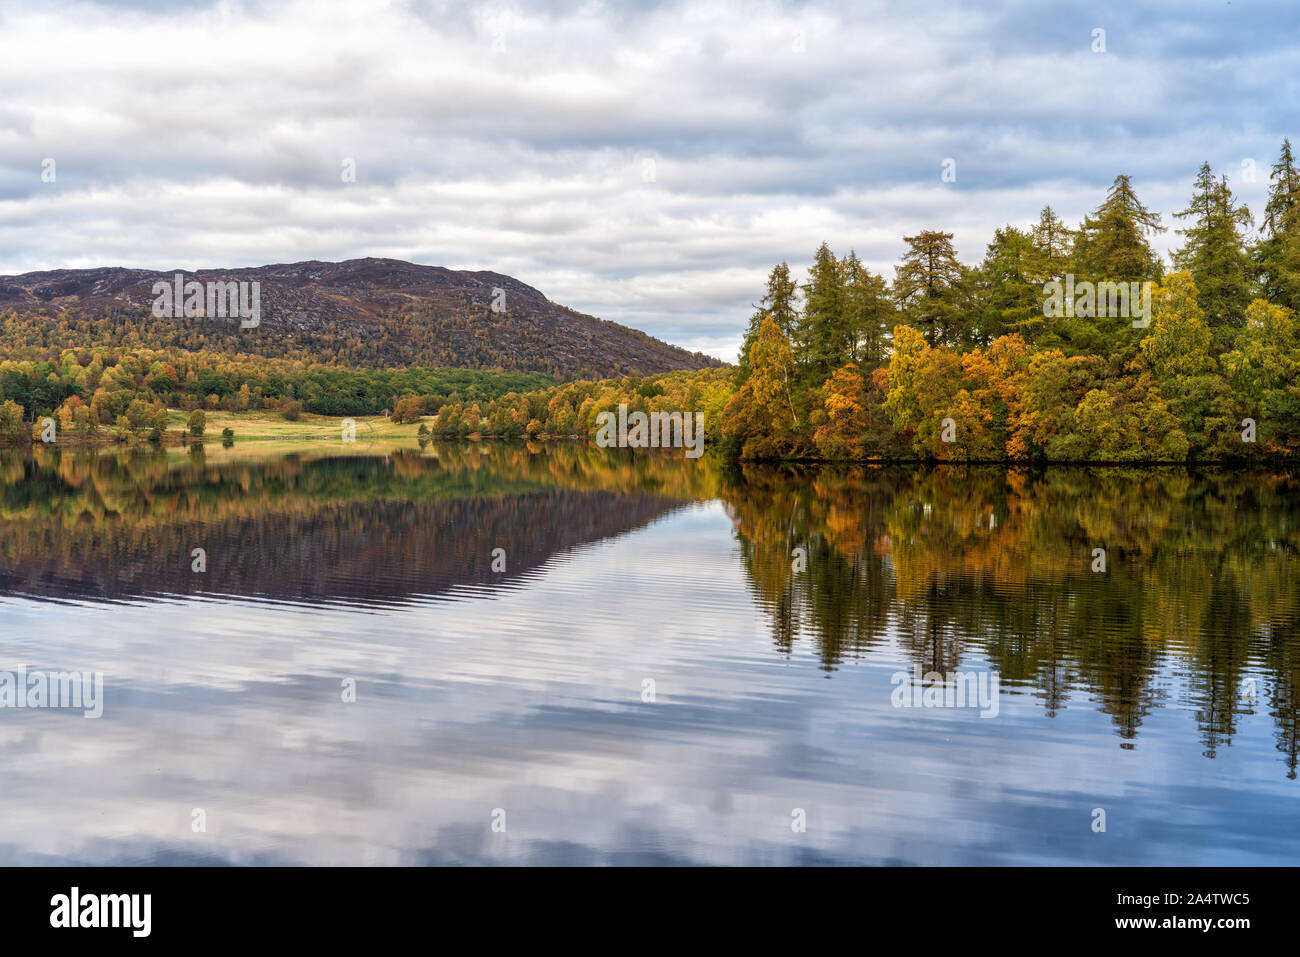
[722,317,801,459]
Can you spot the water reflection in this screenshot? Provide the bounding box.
[722,465,1300,774]
[0,446,1295,864]
[0,445,711,605]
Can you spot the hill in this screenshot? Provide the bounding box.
[0,258,723,379]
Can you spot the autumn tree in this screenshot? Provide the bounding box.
[812,363,869,459]
[1139,271,1233,454]
[1221,298,1300,452]
[0,399,25,440]
[721,318,801,459]
[391,395,424,424]
[881,324,965,457]
[1011,349,1094,459]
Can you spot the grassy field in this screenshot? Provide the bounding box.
[165,410,435,461]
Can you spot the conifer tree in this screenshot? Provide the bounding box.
[1068,175,1166,359]
[1074,175,1165,282]
[841,252,892,368]
[893,230,970,347]
[1030,205,1075,282]
[1262,139,1300,239]
[794,242,849,385]
[1172,162,1254,328]
[736,262,799,384]
[976,226,1041,344]
[1256,139,1300,310]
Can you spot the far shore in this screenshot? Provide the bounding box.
[2,409,1295,468]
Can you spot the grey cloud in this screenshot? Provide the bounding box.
[0,0,1297,360]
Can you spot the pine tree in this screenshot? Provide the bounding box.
[976,226,1041,344]
[841,252,892,368]
[893,230,969,347]
[1030,205,1075,282]
[794,242,849,386]
[1172,162,1254,328]
[1262,139,1300,239]
[1068,175,1166,359]
[1074,174,1165,282]
[1256,140,1300,310]
[736,262,799,384]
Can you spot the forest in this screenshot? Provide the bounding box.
[0,349,552,442]
[720,145,1300,461]
[430,146,1300,462]
[2,147,1299,461]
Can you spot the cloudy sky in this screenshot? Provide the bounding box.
[1,0,1297,360]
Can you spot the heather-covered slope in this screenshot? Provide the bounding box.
[0,258,722,379]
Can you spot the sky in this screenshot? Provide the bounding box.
[1,0,1298,361]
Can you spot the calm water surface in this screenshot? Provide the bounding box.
[0,444,1296,865]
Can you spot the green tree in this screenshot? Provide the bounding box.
[1173,162,1254,329]
[1074,175,1165,282]
[794,242,851,385]
[736,262,799,384]
[1139,272,1231,453]
[1071,175,1165,359]
[842,252,892,368]
[1030,205,1075,283]
[893,230,971,347]
[976,226,1042,344]
[1256,139,1300,310]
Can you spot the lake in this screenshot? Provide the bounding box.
[0,443,1296,865]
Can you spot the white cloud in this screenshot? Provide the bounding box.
[0,0,1296,361]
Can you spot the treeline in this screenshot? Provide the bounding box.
[0,347,553,441]
[724,145,1300,461]
[422,367,733,441]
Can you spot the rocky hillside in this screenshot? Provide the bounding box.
[0,258,722,379]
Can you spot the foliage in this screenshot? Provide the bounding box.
[716,154,1300,462]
